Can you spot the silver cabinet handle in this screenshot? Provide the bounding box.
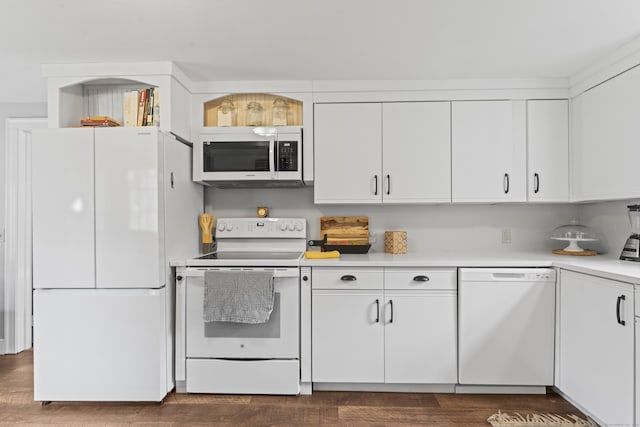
[504,173,510,194]
[534,173,540,194]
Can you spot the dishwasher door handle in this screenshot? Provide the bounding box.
[491,273,527,280]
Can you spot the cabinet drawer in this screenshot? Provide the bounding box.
[384,268,457,290]
[312,267,384,290]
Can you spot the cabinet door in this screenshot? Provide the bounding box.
[451,101,526,202]
[384,292,457,383]
[32,128,96,289]
[312,291,384,382]
[95,128,162,288]
[314,103,382,203]
[571,65,640,201]
[382,102,451,203]
[558,270,634,426]
[527,100,569,202]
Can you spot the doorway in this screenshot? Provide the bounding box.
[3,118,47,354]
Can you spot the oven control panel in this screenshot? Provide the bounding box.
[216,218,306,239]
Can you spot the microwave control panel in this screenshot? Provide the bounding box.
[277,141,298,171]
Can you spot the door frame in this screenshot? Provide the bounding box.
[3,118,47,354]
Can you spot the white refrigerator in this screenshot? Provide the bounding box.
[31,127,202,402]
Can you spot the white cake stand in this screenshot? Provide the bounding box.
[551,237,598,252]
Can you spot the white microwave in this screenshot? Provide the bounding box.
[194,126,303,187]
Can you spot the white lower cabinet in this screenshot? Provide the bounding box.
[557,269,634,426]
[311,267,457,385]
[312,291,385,382]
[384,293,457,383]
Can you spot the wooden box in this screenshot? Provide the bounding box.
[384,231,407,254]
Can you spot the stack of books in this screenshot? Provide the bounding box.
[123,87,160,127]
[80,116,122,127]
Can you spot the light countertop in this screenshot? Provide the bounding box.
[173,251,640,285]
[301,251,640,284]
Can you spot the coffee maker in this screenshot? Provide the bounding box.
[620,204,640,261]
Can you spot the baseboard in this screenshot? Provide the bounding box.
[551,386,606,427]
[456,385,547,394]
[300,382,312,395]
[175,380,187,393]
[313,383,456,393]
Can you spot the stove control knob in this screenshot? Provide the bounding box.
[226,224,233,231]
[295,223,303,231]
[217,223,226,232]
[280,223,287,231]
[287,223,295,231]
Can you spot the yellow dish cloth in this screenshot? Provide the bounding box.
[304,250,341,259]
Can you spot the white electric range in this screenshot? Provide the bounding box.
[175,218,307,395]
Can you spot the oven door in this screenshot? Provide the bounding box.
[185,267,299,359]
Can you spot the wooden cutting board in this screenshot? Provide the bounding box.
[320,216,369,245]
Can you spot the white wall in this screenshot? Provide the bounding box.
[578,199,640,255]
[0,102,48,340]
[205,187,579,254]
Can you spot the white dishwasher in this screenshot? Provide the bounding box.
[458,268,555,388]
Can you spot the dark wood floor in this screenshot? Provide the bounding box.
[1,350,586,426]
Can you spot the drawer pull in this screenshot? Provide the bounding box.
[389,299,394,324]
[412,275,430,282]
[340,275,357,281]
[375,299,380,323]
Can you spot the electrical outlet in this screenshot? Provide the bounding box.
[501,228,512,244]
[369,231,377,244]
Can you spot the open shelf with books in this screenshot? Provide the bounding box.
[74,83,159,128]
[43,63,192,140]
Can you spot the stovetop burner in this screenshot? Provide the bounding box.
[196,251,303,261]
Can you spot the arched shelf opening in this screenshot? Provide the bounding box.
[203,93,303,127]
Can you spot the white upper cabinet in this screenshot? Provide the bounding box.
[314,102,451,204]
[527,100,569,202]
[571,65,640,201]
[382,102,451,203]
[451,101,526,202]
[314,103,382,203]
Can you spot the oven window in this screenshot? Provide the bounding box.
[203,293,281,338]
[203,141,270,172]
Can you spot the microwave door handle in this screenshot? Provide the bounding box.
[269,139,276,179]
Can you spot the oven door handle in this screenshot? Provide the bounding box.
[186,268,300,278]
